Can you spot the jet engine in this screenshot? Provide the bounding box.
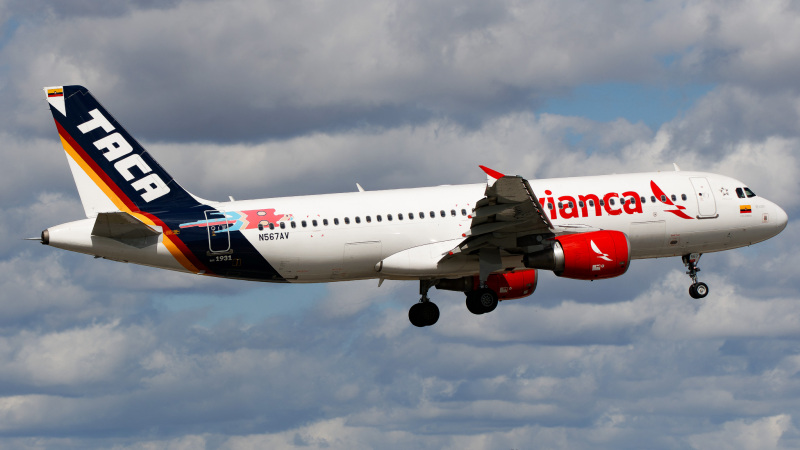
[523,230,631,280]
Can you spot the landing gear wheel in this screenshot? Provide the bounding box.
[477,288,498,313]
[689,282,709,299]
[409,279,440,327]
[466,292,484,315]
[409,303,426,327]
[683,253,709,299]
[466,288,498,315]
[409,302,439,327]
[421,302,439,326]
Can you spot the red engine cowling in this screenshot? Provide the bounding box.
[553,230,631,280]
[472,269,539,301]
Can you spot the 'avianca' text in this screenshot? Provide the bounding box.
[539,189,644,219]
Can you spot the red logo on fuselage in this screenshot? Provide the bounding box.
[539,181,694,220]
[649,181,693,219]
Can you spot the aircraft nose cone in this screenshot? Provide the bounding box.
[776,205,788,233]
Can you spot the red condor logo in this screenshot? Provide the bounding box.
[649,181,693,219]
[539,181,694,220]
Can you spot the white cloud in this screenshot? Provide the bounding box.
[688,414,794,450]
[4,320,154,386]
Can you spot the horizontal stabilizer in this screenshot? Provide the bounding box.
[92,212,161,240]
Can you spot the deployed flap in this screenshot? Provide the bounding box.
[92,212,161,240]
[446,174,554,259]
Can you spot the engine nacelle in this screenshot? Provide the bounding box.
[436,269,539,301]
[481,270,539,300]
[524,230,631,280]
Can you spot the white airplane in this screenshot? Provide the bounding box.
[38,85,788,327]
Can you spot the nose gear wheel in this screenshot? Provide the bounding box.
[683,253,709,299]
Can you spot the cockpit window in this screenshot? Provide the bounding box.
[744,187,756,198]
[736,188,745,199]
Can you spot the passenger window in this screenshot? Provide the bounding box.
[736,187,745,198]
[258,223,264,231]
[302,220,307,228]
[387,214,393,221]
[609,199,615,206]
[409,213,414,219]
[366,216,372,223]
[355,217,361,224]
[640,196,646,204]
[630,197,636,205]
[280,222,286,229]
[451,209,456,216]
[568,202,574,208]
[323,219,329,226]
[398,213,403,221]
[291,222,296,229]
[558,202,563,209]
[269,223,275,230]
[418,212,424,219]
[600,199,605,206]
[579,201,584,208]
[312,220,318,227]
[671,194,677,202]
[744,187,756,198]
[461,209,467,216]
[440,210,446,217]
[588,200,594,207]
[661,195,666,202]
[651,196,656,203]
[681,194,687,201]
[333,218,339,225]
[377,215,382,222]
[548,203,553,210]
[344,217,350,224]
[429,211,435,218]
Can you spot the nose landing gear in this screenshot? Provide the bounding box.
[683,253,709,299]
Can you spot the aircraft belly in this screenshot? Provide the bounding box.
[251,224,465,282]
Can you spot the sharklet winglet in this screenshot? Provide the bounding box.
[479,165,505,179]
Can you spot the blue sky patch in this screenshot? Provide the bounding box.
[543,82,715,129]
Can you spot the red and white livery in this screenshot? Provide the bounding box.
[38,86,788,327]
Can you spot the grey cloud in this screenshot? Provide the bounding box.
[4,0,184,19]
[0,252,797,447]
[6,0,800,143]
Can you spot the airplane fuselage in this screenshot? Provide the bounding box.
[46,170,786,283]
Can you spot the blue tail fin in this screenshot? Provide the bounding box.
[45,85,202,217]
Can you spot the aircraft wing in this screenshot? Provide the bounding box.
[445,171,555,259]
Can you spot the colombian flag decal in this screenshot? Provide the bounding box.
[47,88,63,97]
[740,205,752,214]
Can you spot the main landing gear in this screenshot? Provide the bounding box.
[408,279,502,327]
[409,280,440,327]
[683,253,709,299]
[465,288,498,315]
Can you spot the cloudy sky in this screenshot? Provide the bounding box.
[1,0,799,448]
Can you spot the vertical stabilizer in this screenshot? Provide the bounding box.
[44,85,202,217]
